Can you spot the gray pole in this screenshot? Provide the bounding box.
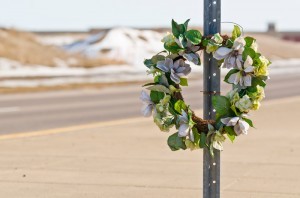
[203,0,221,198]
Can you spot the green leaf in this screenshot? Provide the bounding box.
[146,85,170,94]
[230,104,240,116]
[171,19,180,38]
[184,30,202,45]
[212,95,231,120]
[225,39,234,48]
[224,126,236,142]
[193,127,200,143]
[143,59,153,68]
[224,69,239,83]
[164,42,183,53]
[232,25,241,40]
[242,47,256,61]
[174,100,187,113]
[200,132,206,148]
[252,76,266,88]
[243,118,254,127]
[142,82,157,87]
[151,55,165,64]
[158,74,169,87]
[150,91,164,103]
[183,19,190,30]
[167,132,187,151]
[180,78,188,86]
[244,37,255,47]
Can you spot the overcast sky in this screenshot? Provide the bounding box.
[0,0,299,31]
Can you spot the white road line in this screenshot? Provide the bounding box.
[0,107,20,113]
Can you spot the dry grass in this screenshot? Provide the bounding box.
[0,28,124,67]
[250,33,300,59]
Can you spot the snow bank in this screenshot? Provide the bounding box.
[64,28,164,68]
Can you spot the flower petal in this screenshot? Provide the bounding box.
[189,130,195,142]
[140,90,151,103]
[213,47,232,60]
[244,56,253,67]
[213,141,223,151]
[228,72,240,85]
[178,124,190,137]
[156,60,169,72]
[238,119,250,134]
[234,123,243,136]
[170,71,180,84]
[221,117,239,126]
[244,65,254,73]
[141,104,153,117]
[243,75,252,87]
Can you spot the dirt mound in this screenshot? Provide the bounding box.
[0,28,123,67]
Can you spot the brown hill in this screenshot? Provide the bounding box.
[0,28,123,67]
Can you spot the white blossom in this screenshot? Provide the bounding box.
[140,91,154,117]
[177,110,194,142]
[235,95,253,112]
[221,116,250,136]
[156,58,191,84]
[228,56,254,87]
[213,37,245,69]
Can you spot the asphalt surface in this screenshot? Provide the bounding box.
[0,72,299,134]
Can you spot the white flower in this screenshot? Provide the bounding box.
[156,58,191,84]
[140,91,155,117]
[213,37,245,69]
[178,110,194,142]
[228,56,254,87]
[212,131,226,151]
[221,116,250,136]
[235,95,253,112]
[207,124,226,152]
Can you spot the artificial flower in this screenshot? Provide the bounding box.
[213,36,245,69]
[183,52,200,65]
[140,90,155,117]
[156,58,191,84]
[235,95,253,112]
[228,56,254,87]
[254,56,270,76]
[221,116,250,136]
[177,110,194,141]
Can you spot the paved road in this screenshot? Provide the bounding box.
[0,72,299,134]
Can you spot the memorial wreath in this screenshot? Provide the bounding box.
[140,19,271,155]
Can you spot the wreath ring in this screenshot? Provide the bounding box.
[140,19,271,154]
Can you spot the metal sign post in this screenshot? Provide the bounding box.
[203,0,221,197]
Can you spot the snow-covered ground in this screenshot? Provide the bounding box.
[0,57,299,88]
[64,28,164,67]
[0,28,300,88]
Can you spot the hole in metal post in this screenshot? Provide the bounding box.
[213,180,216,184]
[213,162,216,166]
[208,76,211,79]
[213,1,217,4]
[213,109,216,112]
[213,73,216,76]
[213,19,217,22]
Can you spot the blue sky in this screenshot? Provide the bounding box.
[0,0,299,31]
